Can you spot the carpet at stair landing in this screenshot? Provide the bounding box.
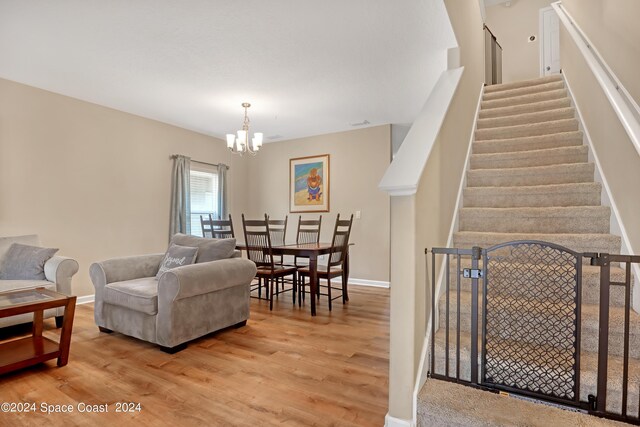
[418,379,626,427]
[418,74,639,425]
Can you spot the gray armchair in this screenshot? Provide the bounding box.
[90,249,257,353]
[0,234,79,328]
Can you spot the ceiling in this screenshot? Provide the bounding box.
[0,1,456,142]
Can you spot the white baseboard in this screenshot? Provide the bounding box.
[385,413,414,427]
[77,294,95,305]
[329,277,390,288]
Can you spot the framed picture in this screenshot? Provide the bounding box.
[289,154,330,213]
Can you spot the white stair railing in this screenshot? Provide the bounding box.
[552,1,640,158]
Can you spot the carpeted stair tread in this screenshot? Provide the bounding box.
[467,163,594,187]
[477,107,575,129]
[453,231,620,254]
[470,146,588,169]
[417,379,626,426]
[479,97,572,119]
[459,206,610,234]
[482,81,565,101]
[418,379,627,426]
[429,331,640,416]
[463,183,602,208]
[442,259,629,306]
[483,74,563,94]
[481,88,567,110]
[475,118,579,141]
[437,289,640,358]
[473,131,584,154]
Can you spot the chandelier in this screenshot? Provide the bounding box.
[226,102,263,155]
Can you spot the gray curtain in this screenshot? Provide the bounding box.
[170,155,191,240]
[217,163,229,219]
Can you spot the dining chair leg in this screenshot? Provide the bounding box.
[342,273,349,303]
[269,277,274,310]
[301,276,306,302]
[327,278,332,311]
[258,277,262,299]
[292,272,297,304]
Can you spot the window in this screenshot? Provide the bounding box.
[189,166,219,237]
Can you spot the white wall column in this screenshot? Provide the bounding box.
[386,194,417,426]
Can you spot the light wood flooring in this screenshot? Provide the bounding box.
[0,286,389,427]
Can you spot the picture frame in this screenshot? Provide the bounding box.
[289,154,330,213]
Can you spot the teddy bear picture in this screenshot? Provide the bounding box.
[290,154,330,213]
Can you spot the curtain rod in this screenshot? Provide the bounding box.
[170,155,229,169]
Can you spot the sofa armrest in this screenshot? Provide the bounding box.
[90,253,164,288]
[44,255,79,295]
[159,258,257,302]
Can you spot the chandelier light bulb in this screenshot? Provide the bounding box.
[227,103,261,156]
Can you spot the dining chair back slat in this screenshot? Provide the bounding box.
[242,214,274,268]
[295,216,322,266]
[212,215,235,239]
[267,216,288,265]
[328,214,353,266]
[296,216,322,244]
[201,215,214,238]
[201,214,235,239]
[267,216,287,246]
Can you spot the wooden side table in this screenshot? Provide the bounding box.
[0,288,76,375]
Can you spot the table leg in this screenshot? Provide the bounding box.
[57,297,76,367]
[32,310,43,337]
[309,254,318,316]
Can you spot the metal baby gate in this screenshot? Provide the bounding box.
[428,240,640,425]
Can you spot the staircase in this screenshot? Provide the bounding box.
[417,74,638,426]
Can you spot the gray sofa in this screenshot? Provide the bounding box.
[89,236,257,353]
[0,234,79,328]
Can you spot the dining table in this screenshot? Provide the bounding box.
[236,242,350,316]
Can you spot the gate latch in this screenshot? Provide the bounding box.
[463,268,483,279]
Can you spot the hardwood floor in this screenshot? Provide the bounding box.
[0,286,389,427]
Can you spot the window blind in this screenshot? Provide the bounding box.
[189,169,219,237]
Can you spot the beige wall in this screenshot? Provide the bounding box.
[415,0,485,374]
[0,78,250,297]
[561,0,640,104]
[0,78,391,297]
[387,0,485,422]
[245,126,391,283]
[559,12,640,296]
[485,0,554,83]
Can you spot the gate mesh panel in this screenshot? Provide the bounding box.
[484,243,579,401]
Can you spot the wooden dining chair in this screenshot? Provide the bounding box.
[242,214,297,310]
[210,215,235,239]
[294,215,322,268]
[200,215,215,238]
[267,215,290,293]
[267,215,287,265]
[298,214,353,311]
